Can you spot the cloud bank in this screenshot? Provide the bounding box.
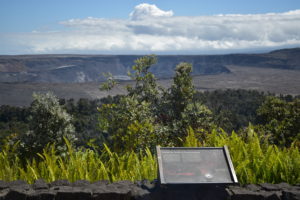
[1,3,300,54]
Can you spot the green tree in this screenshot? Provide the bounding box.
[127,55,160,109]
[168,62,195,118]
[161,63,213,144]
[19,92,77,157]
[98,96,158,152]
[98,55,214,151]
[194,89,266,132]
[98,56,161,152]
[257,96,300,147]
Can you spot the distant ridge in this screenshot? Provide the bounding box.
[269,47,300,54]
[0,47,299,83]
[1,47,300,106]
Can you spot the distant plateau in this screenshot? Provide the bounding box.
[0,48,299,106]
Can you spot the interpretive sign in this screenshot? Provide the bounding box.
[156,146,238,184]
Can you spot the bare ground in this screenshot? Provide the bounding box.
[1,65,300,106]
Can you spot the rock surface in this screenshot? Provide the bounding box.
[0,180,299,200]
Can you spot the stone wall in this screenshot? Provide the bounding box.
[0,179,299,200]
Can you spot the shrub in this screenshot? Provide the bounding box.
[19,92,77,158]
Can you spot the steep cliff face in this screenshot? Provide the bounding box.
[0,55,231,83]
[1,48,299,83]
[0,55,131,83]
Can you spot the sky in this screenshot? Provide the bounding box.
[0,0,300,55]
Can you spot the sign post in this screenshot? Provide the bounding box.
[156,146,238,185]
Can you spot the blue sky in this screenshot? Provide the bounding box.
[1,0,300,54]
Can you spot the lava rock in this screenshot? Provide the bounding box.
[91,180,109,187]
[136,180,157,192]
[1,179,300,200]
[276,183,294,190]
[0,189,9,200]
[229,187,281,200]
[32,179,49,190]
[0,181,8,190]
[260,183,291,191]
[92,182,132,200]
[50,179,70,187]
[245,184,262,192]
[72,180,90,187]
[55,186,92,200]
[282,189,300,200]
[9,180,30,190]
[129,185,151,200]
[4,188,28,200]
[26,189,56,200]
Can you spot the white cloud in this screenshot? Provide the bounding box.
[1,4,300,54]
[129,3,173,20]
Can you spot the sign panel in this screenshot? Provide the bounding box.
[157,146,238,184]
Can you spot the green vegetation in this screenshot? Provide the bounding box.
[184,126,300,184]
[195,89,266,132]
[1,90,298,149]
[0,139,157,184]
[0,126,299,185]
[257,96,300,147]
[98,55,214,151]
[0,55,299,185]
[11,92,77,158]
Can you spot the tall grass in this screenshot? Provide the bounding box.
[0,139,157,184]
[183,126,300,184]
[0,126,299,185]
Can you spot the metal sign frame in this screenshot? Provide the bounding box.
[156,146,238,185]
